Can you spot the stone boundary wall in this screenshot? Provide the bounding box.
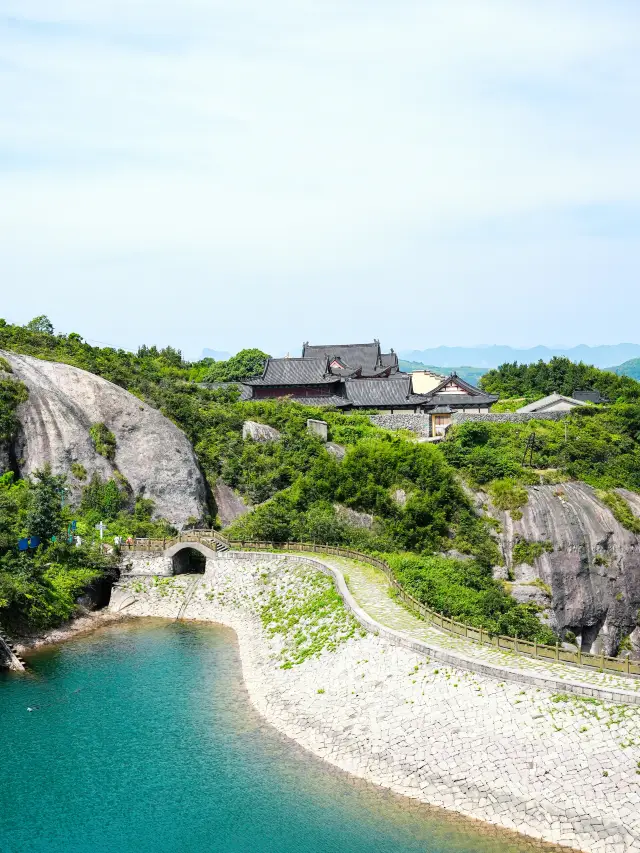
[452,411,568,425]
[370,413,431,435]
[223,552,640,707]
[371,411,569,434]
[120,552,172,576]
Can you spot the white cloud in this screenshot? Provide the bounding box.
[1,1,639,353]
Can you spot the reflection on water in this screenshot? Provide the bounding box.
[1,620,573,853]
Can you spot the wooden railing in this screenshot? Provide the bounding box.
[121,530,229,552]
[126,532,640,679]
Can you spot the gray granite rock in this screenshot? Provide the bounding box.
[215,480,251,527]
[334,504,374,529]
[242,420,281,442]
[1,350,207,526]
[494,482,640,656]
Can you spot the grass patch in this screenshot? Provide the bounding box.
[512,538,554,566]
[260,571,362,668]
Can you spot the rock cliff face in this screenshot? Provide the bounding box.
[1,351,207,526]
[492,482,640,657]
[214,481,250,528]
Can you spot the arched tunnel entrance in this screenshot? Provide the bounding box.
[171,547,207,575]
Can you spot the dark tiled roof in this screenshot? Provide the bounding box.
[344,376,414,408]
[302,341,382,370]
[357,366,392,378]
[244,357,339,386]
[380,351,399,370]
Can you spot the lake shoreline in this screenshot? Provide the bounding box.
[10,553,639,853]
[12,609,127,655]
[105,557,640,853]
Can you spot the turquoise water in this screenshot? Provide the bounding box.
[1,620,558,853]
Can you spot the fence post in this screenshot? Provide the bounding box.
[556,641,559,661]
[577,645,581,666]
[627,656,630,675]
[601,651,605,671]
[534,639,537,659]
[514,634,518,654]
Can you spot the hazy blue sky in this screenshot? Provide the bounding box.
[2,1,639,359]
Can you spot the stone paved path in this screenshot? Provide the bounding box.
[311,553,640,697]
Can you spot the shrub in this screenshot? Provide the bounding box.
[0,377,28,445]
[80,474,126,520]
[71,462,87,480]
[512,539,554,566]
[384,552,555,643]
[89,423,116,461]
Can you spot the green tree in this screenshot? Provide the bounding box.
[0,377,28,445]
[25,315,55,335]
[80,474,126,520]
[25,466,65,540]
[203,349,270,383]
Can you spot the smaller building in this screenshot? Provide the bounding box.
[517,393,586,414]
[573,389,608,404]
[410,368,446,394]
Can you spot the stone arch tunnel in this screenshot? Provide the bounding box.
[164,541,219,576]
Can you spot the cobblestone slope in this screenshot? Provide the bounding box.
[111,555,640,852]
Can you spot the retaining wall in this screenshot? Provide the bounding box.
[370,413,431,435]
[224,551,640,706]
[451,411,568,425]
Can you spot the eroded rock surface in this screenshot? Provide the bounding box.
[494,482,640,656]
[215,480,251,527]
[1,351,207,526]
[334,504,374,529]
[242,420,281,442]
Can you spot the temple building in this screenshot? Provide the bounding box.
[239,340,497,433]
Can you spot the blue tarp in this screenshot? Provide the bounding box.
[18,538,28,552]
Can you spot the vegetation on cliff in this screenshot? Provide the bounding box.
[0,318,266,390]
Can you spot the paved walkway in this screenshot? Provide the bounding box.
[309,553,640,698]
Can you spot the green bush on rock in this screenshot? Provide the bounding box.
[89,423,116,461]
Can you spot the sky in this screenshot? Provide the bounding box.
[1,1,639,359]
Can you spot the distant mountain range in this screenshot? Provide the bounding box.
[399,345,640,371]
[202,349,232,361]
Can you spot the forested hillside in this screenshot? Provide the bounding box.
[479,356,640,402]
[612,358,640,382]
